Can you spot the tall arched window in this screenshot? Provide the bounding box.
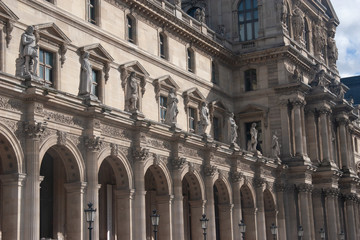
[238,0,258,41]
[304,18,310,51]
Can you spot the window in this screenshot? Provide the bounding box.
[213,116,220,141]
[304,18,310,51]
[245,121,262,152]
[159,33,166,59]
[127,16,135,43]
[88,0,96,24]
[160,96,167,123]
[211,61,218,84]
[187,49,194,72]
[355,138,358,153]
[91,69,99,97]
[188,107,197,132]
[39,49,54,84]
[244,69,257,91]
[238,0,258,41]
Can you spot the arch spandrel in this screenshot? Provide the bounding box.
[39,134,85,182]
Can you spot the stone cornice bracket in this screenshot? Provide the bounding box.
[5,20,14,48]
[0,1,19,48]
[230,171,244,183]
[297,183,314,193]
[254,177,266,189]
[132,147,150,162]
[172,157,187,170]
[203,164,217,177]
[84,135,103,151]
[110,143,119,156]
[60,44,68,68]
[23,121,47,139]
[56,130,67,146]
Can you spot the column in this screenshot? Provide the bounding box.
[0,173,26,240]
[280,101,292,157]
[275,184,286,240]
[324,188,339,240]
[254,179,266,240]
[219,204,234,240]
[189,200,205,240]
[157,195,173,240]
[293,101,304,156]
[115,189,134,240]
[298,184,314,240]
[284,185,297,239]
[205,174,216,239]
[344,194,357,240]
[305,109,319,162]
[172,167,185,240]
[319,109,331,163]
[232,180,242,240]
[338,118,350,169]
[64,182,86,240]
[312,189,325,240]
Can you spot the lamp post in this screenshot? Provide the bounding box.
[319,228,325,240]
[84,202,96,240]
[270,223,278,240]
[238,219,246,240]
[200,214,209,240]
[150,209,160,240]
[298,226,304,240]
[339,231,345,240]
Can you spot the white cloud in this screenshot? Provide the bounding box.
[331,0,360,77]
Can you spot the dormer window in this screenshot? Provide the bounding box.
[238,0,258,41]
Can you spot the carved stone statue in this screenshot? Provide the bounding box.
[292,67,303,82]
[311,69,327,88]
[247,123,258,152]
[18,25,38,77]
[165,88,179,125]
[313,19,327,59]
[279,0,288,28]
[272,133,281,159]
[127,72,139,111]
[79,51,92,96]
[195,8,205,23]
[327,29,338,69]
[292,7,304,42]
[229,113,238,145]
[198,102,210,134]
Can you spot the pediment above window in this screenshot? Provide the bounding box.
[153,75,180,101]
[0,1,18,21]
[119,60,149,95]
[183,87,206,103]
[238,104,269,127]
[0,1,18,48]
[209,99,229,119]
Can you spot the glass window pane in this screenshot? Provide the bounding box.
[246,12,252,21]
[45,52,53,66]
[239,13,244,22]
[40,50,44,63]
[45,68,51,81]
[39,66,44,79]
[254,10,258,19]
[246,23,252,40]
[253,0,258,8]
[92,70,97,83]
[239,25,245,41]
[245,0,251,9]
[238,1,244,11]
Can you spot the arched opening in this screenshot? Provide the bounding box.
[240,184,256,240]
[264,189,277,239]
[0,133,21,239]
[182,172,203,240]
[214,179,231,240]
[98,155,131,240]
[40,145,82,239]
[145,165,171,240]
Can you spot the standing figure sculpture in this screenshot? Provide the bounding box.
[292,7,304,42]
[229,113,238,145]
[247,123,258,152]
[19,26,38,76]
[195,8,206,23]
[327,29,338,69]
[199,102,210,134]
[128,72,139,111]
[79,51,92,96]
[165,88,179,125]
[272,133,281,159]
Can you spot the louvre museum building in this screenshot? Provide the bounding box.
[0,0,360,239]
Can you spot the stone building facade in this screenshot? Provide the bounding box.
[0,0,359,240]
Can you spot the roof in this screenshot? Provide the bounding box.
[341,75,360,104]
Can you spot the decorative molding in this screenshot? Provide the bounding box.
[100,124,131,139]
[0,96,23,112]
[23,121,47,139]
[56,130,67,146]
[84,135,103,151]
[132,147,150,162]
[203,164,217,177]
[172,157,187,170]
[231,171,243,183]
[44,110,83,127]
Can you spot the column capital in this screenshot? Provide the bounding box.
[254,177,266,189]
[64,181,87,193]
[84,135,104,151]
[297,183,314,193]
[0,173,26,186]
[132,147,150,162]
[318,106,332,115]
[203,163,217,177]
[230,171,244,183]
[323,187,340,197]
[343,193,358,202]
[23,120,47,139]
[171,157,187,170]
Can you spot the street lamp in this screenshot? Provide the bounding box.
[319,228,325,239]
[339,231,345,240]
[150,209,160,240]
[298,225,304,240]
[270,223,278,240]
[200,214,209,240]
[239,219,246,240]
[84,202,96,240]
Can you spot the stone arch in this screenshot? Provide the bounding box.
[264,189,277,239]
[39,134,84,182]
[97,146,133,189]
[0,122,24,174]
[143,155,172,195]
[240,183,257,240]
[181,164,206,200]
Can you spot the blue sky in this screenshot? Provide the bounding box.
[332,0,360,77]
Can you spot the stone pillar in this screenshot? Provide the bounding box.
[312,189,325,240]
[319,109,331,164]
[284,185,297,239]
[219,204,234,240]
[279,100,292,157]
[338,118,350,169]
[344,194,357,240]
[64,182,86,240]
[275,184,286,240]
[297,184,314,240]
[23,121,47,240]
[324,188,340,240]
[293,101,305,156]
[157,195,173,240]
[189,200,205,240]
[132,148,149,240]
[172,163,185,240]
[242,208,257,240]
[0,173,26,240]
[232,180,242,240]
[84,136,102,240]
[305,109,320,162]
[254,179,266,240]
[114,189,134,240]
[204,172,216,240]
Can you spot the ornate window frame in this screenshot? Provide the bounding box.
[186,45,196,73]
[209,100,229,142]
[183,87,206,134]
[237,0,259,42]
[86,0,101,26]
[125,11,137,45]
[244,68,257,92]
[158,30,169,60]
[78,43,114,102]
